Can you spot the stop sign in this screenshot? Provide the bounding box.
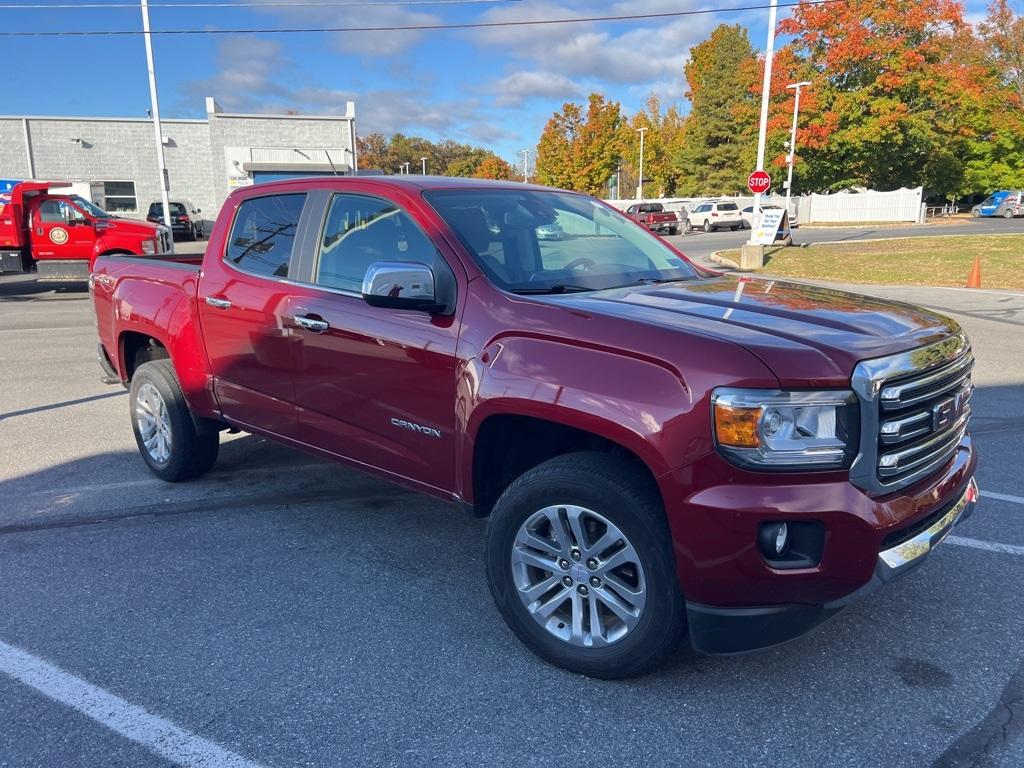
[747,170,772,194]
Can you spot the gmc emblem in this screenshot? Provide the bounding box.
[932,395,960,431]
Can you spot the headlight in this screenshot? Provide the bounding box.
[712,388,859,470]
[141,239,156,255]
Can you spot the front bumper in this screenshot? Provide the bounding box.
[686,476,978,654]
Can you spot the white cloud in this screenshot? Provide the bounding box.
[185,36,507,143]
[471,0,718,94]
[492,71,584,107]
[248,0,440,57]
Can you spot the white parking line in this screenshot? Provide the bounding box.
[981,490,1024,505]
[0,639,266,768]
[947,536,1024,556]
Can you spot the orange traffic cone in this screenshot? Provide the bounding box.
[966,255,982,288]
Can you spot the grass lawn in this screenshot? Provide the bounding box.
[718,234,1024,290]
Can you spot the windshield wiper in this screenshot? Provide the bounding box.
[509,284,593,295]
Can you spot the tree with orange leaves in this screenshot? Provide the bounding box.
[777,0,993,194]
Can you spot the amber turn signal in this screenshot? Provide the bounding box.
[714,404,762,448]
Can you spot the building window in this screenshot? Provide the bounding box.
[101,181,137,212]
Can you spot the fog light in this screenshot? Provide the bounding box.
[759,522,789,558]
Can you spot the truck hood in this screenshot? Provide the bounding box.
[553,276,960,386]
[100,218,160,236]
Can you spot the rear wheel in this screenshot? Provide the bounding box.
[130,359,219,482]
[486,452,684,678]
[1003,208,1014,219]
[703,220,711,233]
[668,226,678,236]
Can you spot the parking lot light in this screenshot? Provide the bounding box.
[784,81,812,220]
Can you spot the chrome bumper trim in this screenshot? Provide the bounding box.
[877,477,978,574]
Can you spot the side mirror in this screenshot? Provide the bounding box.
[196,208,201,213]
[361,261,442,313]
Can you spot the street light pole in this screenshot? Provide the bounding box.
[784,81,812,220]
[748,0,779,244]
[140,0,172,240]
[635,127,647,201]
[520,149,530,183]
[420,157,427,175]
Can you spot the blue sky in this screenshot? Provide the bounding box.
[1,0,992,164]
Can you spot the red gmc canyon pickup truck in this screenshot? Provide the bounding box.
[91,177,978,677]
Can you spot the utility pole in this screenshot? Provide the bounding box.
[749,0,779,239]
[784,81,812,220]
[420,157,427,175]
[140,0,172,241]
[635,127,647,201]
[520,149,530,183]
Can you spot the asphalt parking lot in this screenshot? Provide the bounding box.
[1,271,1023,767]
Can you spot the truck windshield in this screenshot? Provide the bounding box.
[424,189,699,293]
[70,195,112,219]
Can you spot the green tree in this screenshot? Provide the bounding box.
[536,94,623,195]
[675,24,759,196]
[777,0,995,196]
[616,94,687,198]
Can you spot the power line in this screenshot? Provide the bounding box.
[0,0,843,35]
[2,0,518,8]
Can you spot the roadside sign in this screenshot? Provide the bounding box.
[753,208,790,245]
[747,170,771,194]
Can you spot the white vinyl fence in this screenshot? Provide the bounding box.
[605,186,924,224]
[795,187,923,223]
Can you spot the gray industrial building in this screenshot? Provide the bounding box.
[0,97,357,224]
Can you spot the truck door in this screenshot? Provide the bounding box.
[197,191,311,439]
[283,191,461,493]
[31,198,96,261]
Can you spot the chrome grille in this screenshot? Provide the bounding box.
[850,333,973,494]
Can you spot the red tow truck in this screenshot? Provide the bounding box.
[0,181,171,281]
[91,176,978,677]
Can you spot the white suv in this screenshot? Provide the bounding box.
[687,200,743,232]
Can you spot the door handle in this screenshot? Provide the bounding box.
[203,296,232,309]
[293,314,330,333]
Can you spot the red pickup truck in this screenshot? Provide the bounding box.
[91,177,978,677]
[624,202,679,235]
[1,181,172,280]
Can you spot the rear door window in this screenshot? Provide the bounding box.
[225,193,306,279]
[718,203,738,211]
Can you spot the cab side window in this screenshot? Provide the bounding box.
[315,194,443,293]
[225,194,306,279]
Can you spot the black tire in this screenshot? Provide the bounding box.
[129,359,219,482]
[486,452,685,678]
[703,220,711,233]
[195,223,205,239]
[668,227,678,236]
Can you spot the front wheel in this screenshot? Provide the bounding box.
[130,359,219,482]
[486,453,685,678]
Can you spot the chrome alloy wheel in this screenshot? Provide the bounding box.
[511,505,647,647]
[134,382,172,464]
